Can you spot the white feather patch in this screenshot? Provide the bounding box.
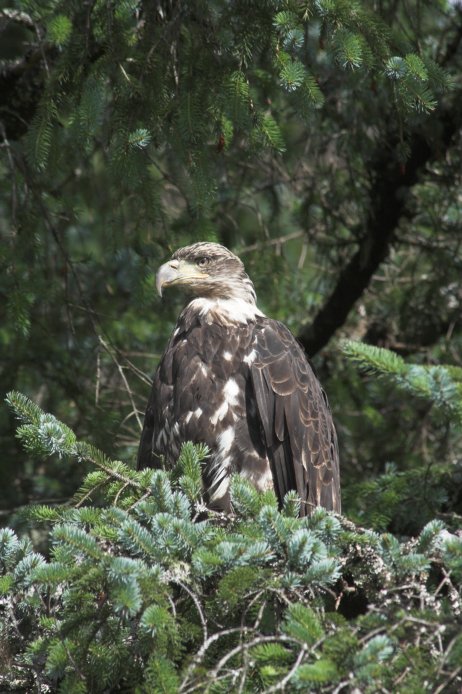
[210,379,240,426]
[189,297,264,324]
[209,473,230,502]
[209,427,235,501]
[155,427,167,448]
[217,427,234,455]
[243,348,257,365]
[210,401,228,426]
[223,378,239,405]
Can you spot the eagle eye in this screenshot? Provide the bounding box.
[196,256,210,267]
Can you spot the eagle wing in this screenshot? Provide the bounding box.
[249,319,340,515]
[137,329,176,470]
[137,368,161,470]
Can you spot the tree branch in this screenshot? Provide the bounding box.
[298,17,462,357]
[298,113,460,357]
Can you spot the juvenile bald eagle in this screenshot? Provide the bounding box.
[138,242,340,516]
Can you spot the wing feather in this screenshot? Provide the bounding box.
[250,319,340,515]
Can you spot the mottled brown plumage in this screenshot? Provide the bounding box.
[138,242,340,515]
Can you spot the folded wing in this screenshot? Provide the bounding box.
[250,320,340,515]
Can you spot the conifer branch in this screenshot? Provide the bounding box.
[297,14,462,356]
[205,635,313,693]
[265,644,308,693]
[298,107,461,356]
[179,627,252,693]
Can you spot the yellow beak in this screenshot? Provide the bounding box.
[156,260,208,297]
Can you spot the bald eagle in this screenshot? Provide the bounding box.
[137,242,340,516]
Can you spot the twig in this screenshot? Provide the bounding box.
[127,490,151,511]
[167,593,177,620]
[0,122,18,227]
[95,347,101,406]
[175,580,208,644]
[113,481,130,506]
[265,645,307,693]
[238,231,305,254]
[204,634,305,693]
[78,450,143,490]
[237,650,250,694]
[236,592,266,694]
[74,479,109,508]
[116,353,154,385]
[179,627,251,693]
[98,336,143,430]
[434,666,462,694]
[437,632,462,678]
[393,666,411,687]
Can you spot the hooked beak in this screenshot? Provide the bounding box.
[156,259,208,297]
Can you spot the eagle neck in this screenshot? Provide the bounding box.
[181,296,265,326]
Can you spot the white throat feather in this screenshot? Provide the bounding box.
[187,297,265,325]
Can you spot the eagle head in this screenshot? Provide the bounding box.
[156,242,256,303]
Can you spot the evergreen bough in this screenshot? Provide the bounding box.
[1,392,461,692]
[341,340,462,426]
[341,341,462,533]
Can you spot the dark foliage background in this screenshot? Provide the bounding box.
[1,0,462,690]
